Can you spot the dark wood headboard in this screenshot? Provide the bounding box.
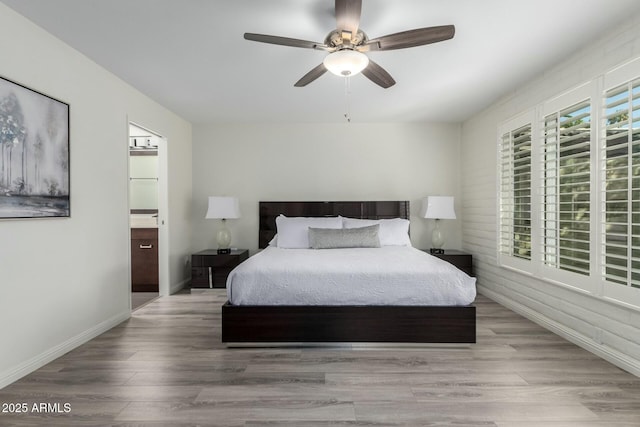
[259,201,410,248]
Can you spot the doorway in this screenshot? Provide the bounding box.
[128,122,167,310]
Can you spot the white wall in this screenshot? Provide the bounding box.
[461,12,640,375]
[192,123,462,253]
[0,4,192,387]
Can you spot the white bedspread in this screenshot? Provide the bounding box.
[226,246,476,306]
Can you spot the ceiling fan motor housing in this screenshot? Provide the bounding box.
[324,29,368,49]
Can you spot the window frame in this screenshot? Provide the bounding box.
[497,111,535,274]
[497,57,640,310]
[601,57,640,309]
[539,83,596,294]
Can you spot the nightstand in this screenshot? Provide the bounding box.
[191,249,249,289]
[427,250,473,276]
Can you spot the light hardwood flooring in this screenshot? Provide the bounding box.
[1,290,640,426]
[131,291,159,311]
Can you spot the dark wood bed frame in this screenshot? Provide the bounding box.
[221,201,476,344]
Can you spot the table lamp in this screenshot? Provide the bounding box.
[421,196,456,254]
[205,196,240,254]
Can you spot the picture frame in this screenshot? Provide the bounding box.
[0,76,70,218]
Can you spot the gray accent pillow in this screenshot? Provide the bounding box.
[308,224,381,249]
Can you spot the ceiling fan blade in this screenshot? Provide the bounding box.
[244,33,327,50]
[335,0,362,42]
[294,64,328,87]
[365,25,455,51]
[361,59,396,89]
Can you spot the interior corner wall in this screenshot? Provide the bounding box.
[461,12,640,376]
[192,122,462,254]
[0,4,192,388]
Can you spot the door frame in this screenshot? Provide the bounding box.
[127,121,170,303]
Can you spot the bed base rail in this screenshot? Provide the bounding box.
[221,302,476,344]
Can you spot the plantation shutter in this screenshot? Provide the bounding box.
[542,100,591,275]
[500,124,532,260]
[603,78,640,289]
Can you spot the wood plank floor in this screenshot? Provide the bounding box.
[1,290,640,426]
[131,291,159,311]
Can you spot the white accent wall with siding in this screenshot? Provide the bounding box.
[462,11,640,376]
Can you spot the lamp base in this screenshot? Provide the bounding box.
[430,219,445,255]
[216,219,232,255]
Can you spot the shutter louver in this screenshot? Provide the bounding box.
[500,125,532,260]
[603,78,640,289]
[543,100,591,275]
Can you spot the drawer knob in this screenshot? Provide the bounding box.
[139,244,153,249]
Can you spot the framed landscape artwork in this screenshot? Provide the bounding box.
[0,76,70,218]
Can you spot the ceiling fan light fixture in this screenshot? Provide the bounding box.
[323,49,369,77]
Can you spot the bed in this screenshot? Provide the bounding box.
[221,201,476,345]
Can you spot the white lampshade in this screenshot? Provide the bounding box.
[323,50,369,77]
[205,196,240,219]
[420,196,456,220]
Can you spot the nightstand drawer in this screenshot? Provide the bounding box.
[192,254,245,269]
[191,267,210,288]
[213,271,231,288]
[427,250,473,276]
[190,249,249,289]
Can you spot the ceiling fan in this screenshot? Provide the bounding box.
[244,0,455,89]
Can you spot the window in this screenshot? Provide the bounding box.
[498,56,640,308]
[602,78,640,289]
[542,100,592,275]
[500,123,532,261]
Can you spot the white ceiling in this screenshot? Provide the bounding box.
[3,0,640,124]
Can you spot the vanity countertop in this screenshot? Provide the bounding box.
[130,214,158,228]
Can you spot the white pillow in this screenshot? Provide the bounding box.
[342,217,411,246]
[275,215,342,248]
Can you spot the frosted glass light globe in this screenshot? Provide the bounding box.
[323,50,369,76]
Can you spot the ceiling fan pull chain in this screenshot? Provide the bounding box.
[344,75,352,123]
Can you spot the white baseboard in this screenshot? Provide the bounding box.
[170,278,190,295]
[0,311,130,389]
[478,284,640,378]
